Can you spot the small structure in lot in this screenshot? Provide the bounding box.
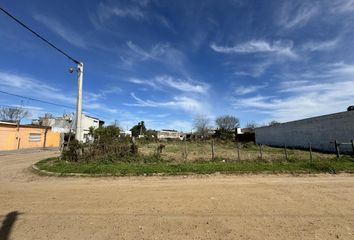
[0,121,61,151]
[157,129,183,140]
[235,127,255,142]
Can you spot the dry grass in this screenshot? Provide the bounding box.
[138,140,336,163]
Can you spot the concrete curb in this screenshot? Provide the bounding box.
[31,162,344,178]
[31,164,116,177]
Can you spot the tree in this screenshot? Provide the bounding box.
[0,106,30,123]
[193,114,210,139]
[246,122,258,130]
[92,125,121,143]
[215,115,240,131]
[130,121,146,137]
[268,120,281,126]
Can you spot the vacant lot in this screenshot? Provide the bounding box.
[1,150,354,239]
[139,140,335,162]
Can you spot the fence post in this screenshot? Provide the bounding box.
[309,142,313,172]
[284,144,288,161]
[211,139,215,161]
[334,140,340,158]
[236,141,240,161]
[351,140,354,155]
[183,139,188,161]
[259,144,263,160]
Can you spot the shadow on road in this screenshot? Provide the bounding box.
[0,211,20,240]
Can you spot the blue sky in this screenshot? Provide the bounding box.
[1,0,354,131]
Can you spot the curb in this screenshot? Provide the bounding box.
[31,164,115,177]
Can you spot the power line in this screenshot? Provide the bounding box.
[0,90,73,109]
[0,90,105,119]
[0,6,80,64]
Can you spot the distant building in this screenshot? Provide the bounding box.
[235,127,255,142]
[33,113,104,143]
[34,113,73,134]
[157,129,183,140]
[81,115,104,142]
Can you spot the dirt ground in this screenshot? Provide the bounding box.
[0,151,353,239]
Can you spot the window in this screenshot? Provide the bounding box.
[29,133,41,142]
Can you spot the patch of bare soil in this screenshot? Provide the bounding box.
[0,151,353,239]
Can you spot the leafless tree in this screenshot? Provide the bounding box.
[193,114,210,139]
[215,115,240,131]
[245,121,258,130]
[0,107,30,123]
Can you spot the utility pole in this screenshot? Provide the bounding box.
[75,62,83,141]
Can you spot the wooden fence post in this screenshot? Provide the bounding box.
[183,139,188,161]
[334,140,340,158]
[211,140,215,161]
[236,141,240,161]
[351,140,354,155]
[259,144,263,160]
[284,144,288,161]
[309,142,313,169]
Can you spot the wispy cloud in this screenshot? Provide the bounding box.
[97,3,144,21]
[33,14,87,48]
[121,41,189,76]
[126,93,208,114]
[234,60,272,78]
[234,84,267,95]
[331,0,354,13]
[231,63,354,122]
[301,38,339,52]
[211,40,298,58]
[0,71,119,116]
[0,71,75,104]
[126,41,166,60]
[128,75,209,94]
[95,2,173,31]
[278,1,319,29]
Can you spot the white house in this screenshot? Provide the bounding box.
[81,115,104,142]
[157,129,183,140]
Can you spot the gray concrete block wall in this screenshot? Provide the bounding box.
[255,111,354,153]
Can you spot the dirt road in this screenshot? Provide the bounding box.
[0,151,353,239]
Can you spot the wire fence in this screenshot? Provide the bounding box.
[138,140,338,163]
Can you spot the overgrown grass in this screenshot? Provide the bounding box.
[36,155,354,176]
[138,140,335,163]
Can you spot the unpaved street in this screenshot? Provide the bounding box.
[0,151,354,239]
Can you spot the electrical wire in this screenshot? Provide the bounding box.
[0,90,105,119]
[0,6,80,64]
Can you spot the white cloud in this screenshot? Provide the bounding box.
[234,60,272,77]
[331,0,354,13]
[97,3,145,21]
[278,2,319,29]
[126,93,208,114]
[128,75,209,94]
[0,71,75,104]
[211,40,298,58]
[122,41,190,76]
[33,14,87,48]
[231,63,354,122]
[0,71,119,117]
[301,38,339,52]
[234,84,267,95]
[126,41,166,60]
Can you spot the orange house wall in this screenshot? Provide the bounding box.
[0,124,61,151]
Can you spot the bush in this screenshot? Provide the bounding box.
[61,126,138,163]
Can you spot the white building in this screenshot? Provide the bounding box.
[157,129,183,140]
[81,115,104,142]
